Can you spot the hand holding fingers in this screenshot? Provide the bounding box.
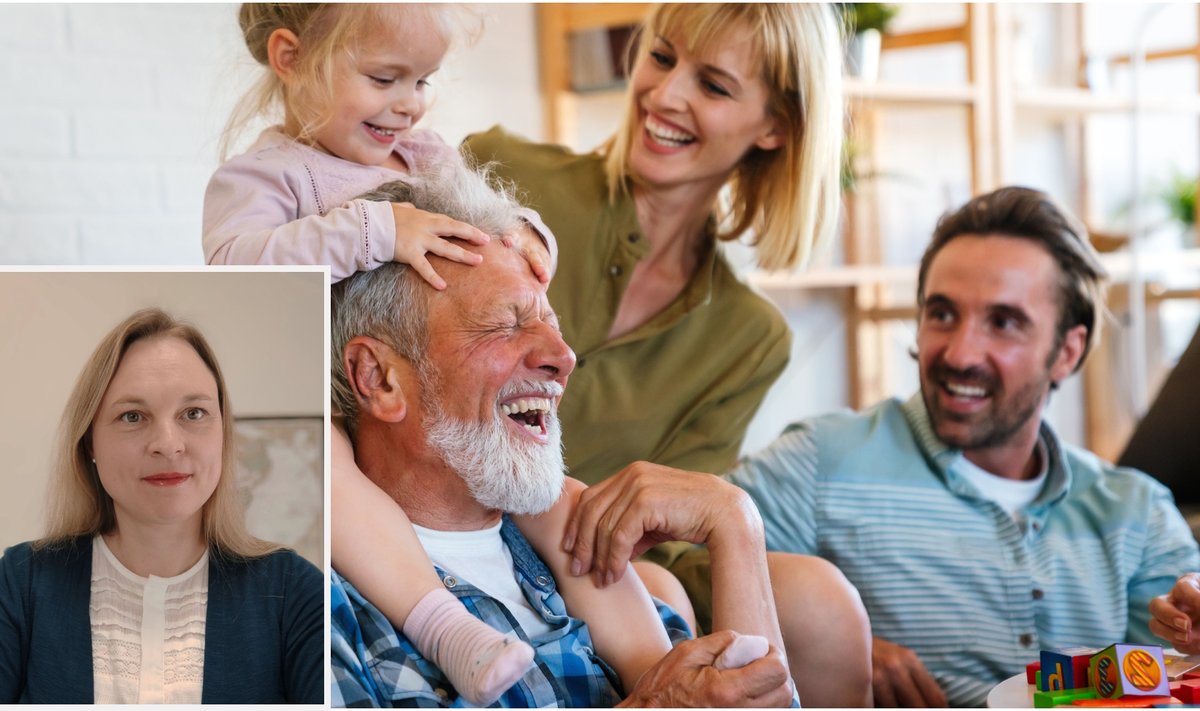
[618,632,792,708]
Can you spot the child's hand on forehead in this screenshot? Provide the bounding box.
[390,203,490,290]
[500,226,552,285]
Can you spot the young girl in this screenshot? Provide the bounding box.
[203,4,677,705]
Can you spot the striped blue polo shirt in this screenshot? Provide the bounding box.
[727,394,1200,707]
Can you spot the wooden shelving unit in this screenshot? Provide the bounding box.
[537,3,648,146]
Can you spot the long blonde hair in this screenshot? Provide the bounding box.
[604,3,844,271]
[221,3,465,160]
[38,308,277,558]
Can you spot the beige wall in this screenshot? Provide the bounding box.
[0,268,325,548]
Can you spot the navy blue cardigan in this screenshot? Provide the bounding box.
[0,537,323,703]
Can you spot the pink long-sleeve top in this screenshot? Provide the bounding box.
[203,127,557,281]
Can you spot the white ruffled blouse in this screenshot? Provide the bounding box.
[89,535,209,704]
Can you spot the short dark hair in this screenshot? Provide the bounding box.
[917,186,1109,371]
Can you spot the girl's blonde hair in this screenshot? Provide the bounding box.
[604,3,844,271]
[38,308,277,559]
[221,3,466,159]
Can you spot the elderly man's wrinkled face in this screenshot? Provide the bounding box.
[420,230,576,514]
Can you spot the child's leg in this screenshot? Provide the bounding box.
[331,422,533,705]
[512,477,673,693]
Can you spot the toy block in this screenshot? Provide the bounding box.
[1027,660,1042,685]
[1072,696,1176,707]
[1042,648,1096,691]
[1034,687,1097,707]
[1171,678,1200,704]
[1090,644,1170,699]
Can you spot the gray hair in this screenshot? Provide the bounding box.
[331,161,526,436]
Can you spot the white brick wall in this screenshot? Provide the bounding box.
[0,3,544,266]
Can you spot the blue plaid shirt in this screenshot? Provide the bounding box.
[332,516,692,707]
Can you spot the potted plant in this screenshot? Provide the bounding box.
[1161,172,1197,246]
[835,3,898,82]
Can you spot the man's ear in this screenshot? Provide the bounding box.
[344,336,412,424]
[266,27,302,81]
[1050,324,1088,383]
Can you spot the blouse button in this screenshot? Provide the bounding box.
[1032,588,1044,600]
[627,233,639,243]
[443,576,458,589]
[1019,633,1034,647]
[609,264,623,277]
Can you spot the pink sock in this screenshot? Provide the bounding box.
[715,634,770,670]
[403,588,534,705]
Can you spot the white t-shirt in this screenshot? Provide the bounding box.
[89,536,208,704]
[956,439,1050,522]
[413,521,553,640]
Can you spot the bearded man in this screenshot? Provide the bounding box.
[328,166,795,708]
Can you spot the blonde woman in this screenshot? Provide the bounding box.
[0,309,322,703]
[467,5,873,705]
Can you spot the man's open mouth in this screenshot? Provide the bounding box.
[502,398,551,436]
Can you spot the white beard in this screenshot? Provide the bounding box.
[422,381,565,516]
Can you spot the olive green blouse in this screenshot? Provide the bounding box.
[464,127,791,485]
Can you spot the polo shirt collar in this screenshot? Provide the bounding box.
[901,392,1072,507]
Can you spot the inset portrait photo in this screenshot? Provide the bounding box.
[0,267,327,704]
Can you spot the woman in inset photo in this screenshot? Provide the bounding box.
[0,273,324,704]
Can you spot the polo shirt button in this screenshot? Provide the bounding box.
[1032,588,1044,600]
[535,575,550,587]
[577,358,586,367]
[443,576,458,589]
[627,233,639,243]
[1019,633,1034,647]
[609,264,622,277]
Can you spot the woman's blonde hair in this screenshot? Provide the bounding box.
[221,3,467,159]
[604,3,844,271]
[38,308,277,559]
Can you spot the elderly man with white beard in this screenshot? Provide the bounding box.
[328,167,796,708]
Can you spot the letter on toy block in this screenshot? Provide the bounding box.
[1040,648,1095,691]
[1088,644,1169,699]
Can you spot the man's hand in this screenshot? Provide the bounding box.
[562,461,757,586]
[872,636,946,707]
[1150,573,1200,653]
[618,631,793,708]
